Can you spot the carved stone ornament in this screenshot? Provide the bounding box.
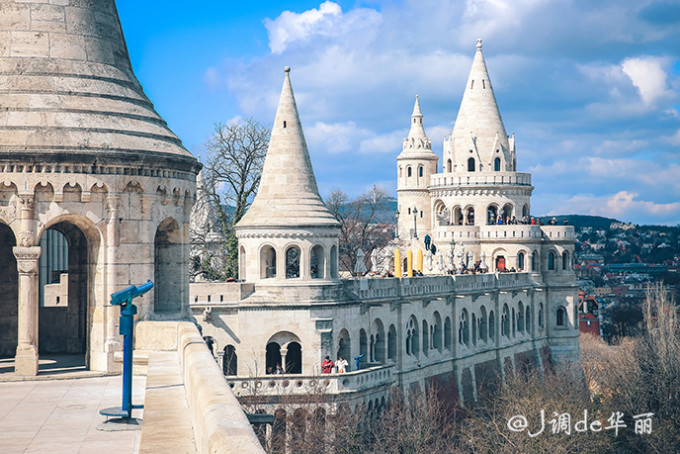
[13,247,41,274]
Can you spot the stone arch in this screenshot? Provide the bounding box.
[223,344,237,375]
[260,244,277,279]
[337,328,351,363]
[310,244,324,279]
[422,319,429,356]
[0,222,18,356]
[433,199,447,226]
[156,186,169,205]
[286,342,302,374]
[471,313,477,346]
[494,157,501,171]
[459,309,469,346]
[272,408,287,452]
[432,311,442,352]
[407,166,412,178]
[372,318,385,364]
[154,217,182,313]
[444,316,452,350]
[489,310,495,341]
[62,182,83,203]
[557,306,567,327]
[37,214,102,367]
[517,250,526,271]
[406,315,419,357]
[548,250,556,271]
[501,203,513,222]
[522,204,529,218]
[502,304,510,338]
[512,307,516,337]
[239,245,246,281]
[330,245,338,279]
[525,305,532,335]
[465,205,475,225]
[531,250,538,272]
[387,324,397,361]
[452,206,463,225]
[34,181,54,204]
[479,306,488,341]
[487,204,499,225]
[447,159,452,172]
[285,244,301,279]
[518,301,525,333]
[562,251,570,271]
[467,157,475,172]
[267,331,301,373]
[291,408,307,451]
[539,302,544,329]
[359,329,368,368]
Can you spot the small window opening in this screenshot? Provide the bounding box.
[283,121,287,128]
[482,80,486,89]
[470,80,474,89]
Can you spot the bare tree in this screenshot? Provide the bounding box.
[325,186,393,276]
[201,118,270,278]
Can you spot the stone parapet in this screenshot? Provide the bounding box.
[430,171,532,188]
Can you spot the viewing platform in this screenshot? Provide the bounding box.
[429,171,532,188]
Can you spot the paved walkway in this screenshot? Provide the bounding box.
[0,374,146,454]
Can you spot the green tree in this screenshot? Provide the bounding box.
[202,118,270,279]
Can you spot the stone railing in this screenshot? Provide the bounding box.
[452,272,532,292]
[342,276,453,301]
[430,171,532,188]
[190,282,255,304]
[434,225,479,242]
[479,224,543,240]
[540,225,576,240]
[228,364,395,398]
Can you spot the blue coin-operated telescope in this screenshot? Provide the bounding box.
[354,354,364,371]
[100,280,153,421]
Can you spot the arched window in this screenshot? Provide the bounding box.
[531,251,537,272]
[433,312,442,352]
[494,157,501,171]
[239,246,246,281]
[512,307,516,337]
[286,342,302,374]
[407,166,412,177]
[223,345,237,375]
[310,245,324,278]
[459,310,469,346]
[337,329,351,363]
[471,314,477,346]
[467,157,476,172]
[525,306,531,334]
[418,166,423,178]
[422,320,429,356]
[359,329,368,368]
[562,251,569,270]
[538,303,544,329]
[518,302,525,333]
[557,306,567,327]
[488,310,495,341]
[487,205,498,225]
[522,205,529,218]
[387,324,397,361]
[372,319,385,364]
[479,306,488,341]
[406,316,419,357]
[286,246,301,278]
[518,252,525,271]
[266,342,281,373]
[444,317,452,350]
[260,245,277,279]
[502,304,510,338]
[466,207,475,225]
[548,251,556,271]
[330,245,338,278]
[447,159,452,172]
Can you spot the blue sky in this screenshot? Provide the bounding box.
[116,0,680,225]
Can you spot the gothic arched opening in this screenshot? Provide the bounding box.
[0,223,18,358]
[310,245,324,279]
[38,221,91,360]
[286,342,302,374]
[266,342,281,374]
[154,217,183,313]
[223,344,237,375]
[260,245,276,279]
[285,245,300,279]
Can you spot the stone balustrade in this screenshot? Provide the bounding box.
[190,282,255,305]
[430,171,532,188]
[228,364,395,398]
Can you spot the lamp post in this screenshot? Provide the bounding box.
[395,209,400,239]
[412,206,418,239]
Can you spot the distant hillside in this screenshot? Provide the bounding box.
[538,215,620,230]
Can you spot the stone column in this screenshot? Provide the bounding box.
[280,348,288,372]
[105,196,121,367]
[13,246,41,376]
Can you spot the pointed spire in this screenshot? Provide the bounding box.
[451,39,509,161]
[407,95,429,141]
[236,67,339,229]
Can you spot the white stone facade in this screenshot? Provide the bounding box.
[191,47,581,412]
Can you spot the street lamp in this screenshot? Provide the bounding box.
[395,209,400,239]
[412,206,418,238]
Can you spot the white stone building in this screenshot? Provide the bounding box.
[191,41,580,420]
[0,0,199,376]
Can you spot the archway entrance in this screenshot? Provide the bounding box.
[0,223,18,360]
[38,221,90,364]
[155,218,182,313]
[496,256,506,271]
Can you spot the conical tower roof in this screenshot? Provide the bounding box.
[398,95,435,160]
[236,68,339,229]
[0,0,195,169]
[451,39,509,158]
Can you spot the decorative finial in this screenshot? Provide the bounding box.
[476,38,482,49]
[416,94,419,100]
[284,66,291,73]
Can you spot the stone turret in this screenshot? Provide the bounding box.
[445,39,515,174]
[0,0,199,375]
[397,96,437,239]
[235,68,340,284]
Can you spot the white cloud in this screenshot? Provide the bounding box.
[358,130,404,154]
[621,56,674,106]
[306,121,371,154]
[264,1,381,54]
[203,66,220,90]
